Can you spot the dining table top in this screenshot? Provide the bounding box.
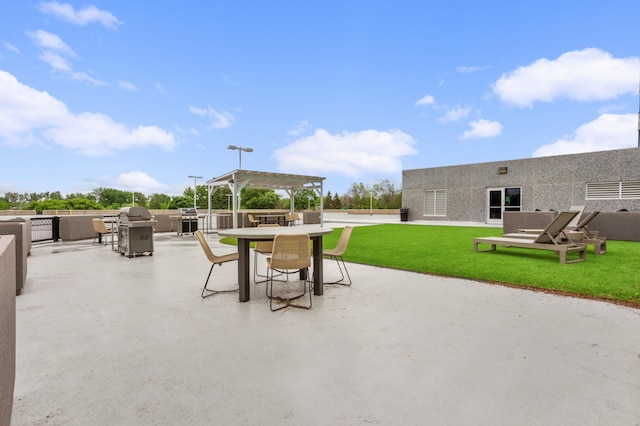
[218,224,333,240]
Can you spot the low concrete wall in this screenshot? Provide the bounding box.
[303,211,321,224]
[504,210,640,241]
[59,214,175,241]
[503,211,557,234]
[0,235,16,426]
[59,215,102,241]
[588,212,640,241]
[0,220,29,295]
[0,210,36,216]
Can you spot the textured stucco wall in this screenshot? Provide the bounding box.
[0,221,28,295]
[402,148,640,223]
[0,235,16,426]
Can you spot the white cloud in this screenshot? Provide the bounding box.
[28,30,105,85]
[37,1,122,29]
[415,94,435,106]
[116,172,164,193]
[27,30,76,56]
[288,119,311,136]
[189,105,235,129]
[155,82,166,94]
[493,48,640,107]
[0,70,175,155]
[117,80,137,91]
[38,51,72,71]
[457,65,489,74]
[273,128,417,179]
[439,106,471,123]
[533,113,637,157]
[460,119,503,139]
[4,43,20,54]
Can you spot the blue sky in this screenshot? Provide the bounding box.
[1,1,639,197]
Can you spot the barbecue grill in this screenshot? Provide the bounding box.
[117,206,156,257]
[172,208,198,235]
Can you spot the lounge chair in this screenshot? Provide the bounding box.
[474,211,587,264]
[566,211,607,254]
[507,211,606,255]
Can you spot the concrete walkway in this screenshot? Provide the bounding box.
[11,225,640,425]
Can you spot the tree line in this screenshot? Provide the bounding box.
[0,179,401,213]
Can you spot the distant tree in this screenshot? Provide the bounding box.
[168,195,193,209]
[323,191,333,209]
[94,188,132,208]
[343,183,369,209]
[133,192,147,207]
[210,186,232,209]
[240,188,279,209]
[4,192,27,208]
[332,192,342,209]
[65,192,94,201]
[0,198,10,210]
[374,180,402,209]
[244,191,279,209]
[66,198,103,210]
[293,189,319,210]
[148,193,171,209]
[25,199,69,214]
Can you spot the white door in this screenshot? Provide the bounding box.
[486,187,521,224]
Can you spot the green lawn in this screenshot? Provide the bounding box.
[222,224,640,306]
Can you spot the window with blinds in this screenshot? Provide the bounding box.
[586,181,640,200]
[424,189,446,216]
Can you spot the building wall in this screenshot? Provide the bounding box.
[402,148,640,223]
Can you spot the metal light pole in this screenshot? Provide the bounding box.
[227,145,253,169]
[188,175,202,208]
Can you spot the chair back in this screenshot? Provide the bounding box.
[270,234,311,270]
[572,211,600,238]
[567,205,585,228]
[533,211,579,244]
[195,230,221,263]
[572,211,599,231]
[332,226,353,256]
[255,224,279,253]
[92,218,109,234]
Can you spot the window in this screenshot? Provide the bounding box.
[424,189,446,216]
[586,181,640,200]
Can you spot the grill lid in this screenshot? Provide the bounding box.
[119,206,152,221]
[178,208,198,216]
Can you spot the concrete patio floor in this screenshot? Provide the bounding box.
[11,218,640,425]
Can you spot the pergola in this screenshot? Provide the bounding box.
[206,170,325,228]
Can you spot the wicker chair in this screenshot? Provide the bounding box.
[92,218,112,246]
[266,233,312,311]
[247,214,260,227]
[253,224,280,284]
[323,226,353,286]
[195,230,239,298]
[284,212,300,226]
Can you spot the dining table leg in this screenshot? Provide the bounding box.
[312,235,323,296]
[237,238,251,302]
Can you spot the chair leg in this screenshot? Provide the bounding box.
[201,263,238,298]
[324,256,352,286]
[268,268,312,311]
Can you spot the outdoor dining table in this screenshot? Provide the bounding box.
[217,225,334,302]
